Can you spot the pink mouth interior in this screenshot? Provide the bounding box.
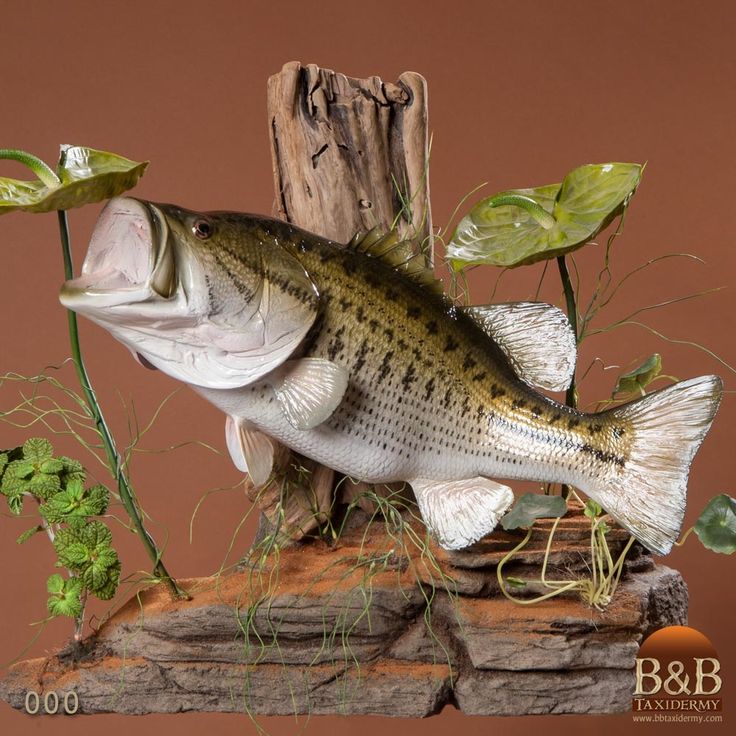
[70,198,153,292]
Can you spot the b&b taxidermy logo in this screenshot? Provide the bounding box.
[633,625,722,714]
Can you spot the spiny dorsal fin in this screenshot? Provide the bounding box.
[463,302,576,392]
[348,227,443,294]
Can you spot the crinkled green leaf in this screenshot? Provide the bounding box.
[41,482,109,523]
[448,163,643,268]
[46,573,65,594]
[7,493,23,515]
[59,456,85,483]
[22,437,54,463]
[82,548,120,591]
[694,494,736,554]
[614,354,662,396]
[40,458,64,474]
[28,472,61,500]
[6,459,34,479]
[57,542,90,570]
[501,493,568,530]
[17,525,43,544]
[86,484,110,515]
[1,470,25,496]
[53,525,83,553]
[46,577,83,618]
[0,146,148,215]
[0,453,8,477]
[93,561,121,601]
[81,519,113,549]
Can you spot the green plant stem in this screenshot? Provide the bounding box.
[557,255,578,408]
[0,149,61,187]
[57,210,185,600]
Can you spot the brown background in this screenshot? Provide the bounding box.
[1,0,734,733]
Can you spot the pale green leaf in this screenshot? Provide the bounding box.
[46,573,65,594]
[17,525,42,544]
[448,163,643,268]
[0,146,148,215]
[694,494,736,554]
[501,493,568,530]
[614,354,662,396]
[46,577,83,618]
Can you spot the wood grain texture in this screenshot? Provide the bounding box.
[268,61,432,257]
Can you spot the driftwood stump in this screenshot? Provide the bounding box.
[252,62,432,542]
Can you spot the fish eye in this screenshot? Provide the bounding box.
[192,218,213,240]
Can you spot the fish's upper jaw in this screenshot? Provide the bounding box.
[59,197,175,312]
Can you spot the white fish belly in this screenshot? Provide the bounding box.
[198,378,593,487]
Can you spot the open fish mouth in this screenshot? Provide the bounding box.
[60,197,176,311]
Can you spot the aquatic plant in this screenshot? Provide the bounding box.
[444,162,735,604]
[1,145,184,608]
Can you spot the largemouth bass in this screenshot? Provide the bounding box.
[60,197,723,554]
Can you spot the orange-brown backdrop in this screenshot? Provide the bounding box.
[1,1,734,734]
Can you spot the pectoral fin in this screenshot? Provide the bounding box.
[268,357,349,430]
[463,302,576,392]
[225,415,274,487]
[410,477,515,550]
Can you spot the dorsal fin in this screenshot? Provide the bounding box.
[348,227,443,294]
[463,302,576,392]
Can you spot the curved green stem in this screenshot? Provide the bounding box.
[557,255,578,408]
[57,210,186,600]
[0,149,61,188]
[489,194,556,230]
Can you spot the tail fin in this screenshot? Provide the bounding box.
[587,375,722,555]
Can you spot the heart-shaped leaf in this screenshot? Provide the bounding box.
[614,354,662,396]
[694,494,736,554]
[448,163,643,269]
[0,146,148,215]
[501,493,568,530]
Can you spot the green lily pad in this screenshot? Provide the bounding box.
[614,354,662,396]
[694,494,736,554]
[0,145,148,215]
[448,163,643,269]
[500,493,568,530]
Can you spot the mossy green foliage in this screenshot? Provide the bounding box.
[0,438,120,617]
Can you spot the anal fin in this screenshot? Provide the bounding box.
[410,477,515,550]
[225,415,274,487]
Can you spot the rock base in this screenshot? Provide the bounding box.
[0,509,687,717]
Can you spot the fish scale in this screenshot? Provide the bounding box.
[61,198,723,555]
[210,225,626,487]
